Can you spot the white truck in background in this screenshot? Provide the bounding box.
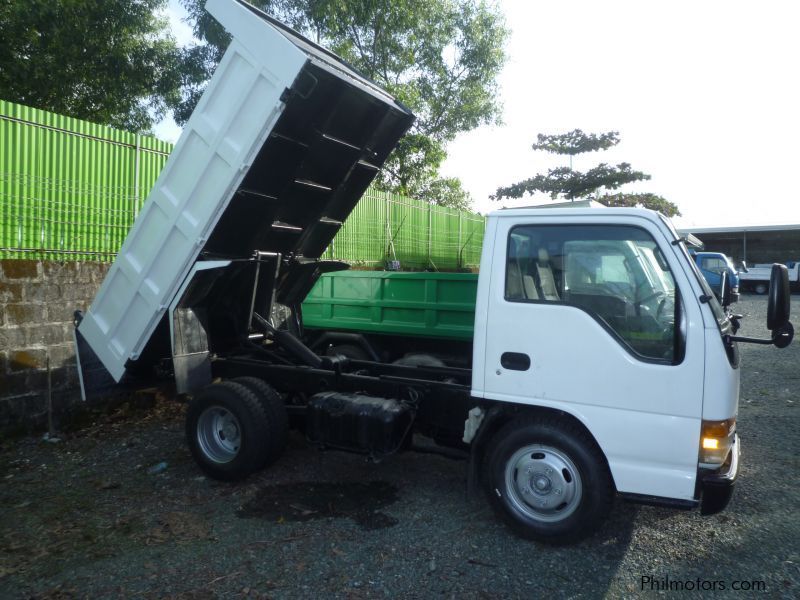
[73,0,795,543]
[740,261,800,294]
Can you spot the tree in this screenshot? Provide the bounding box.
[0,0,183,132]
[493,129,681,217]
[179,0,508,209]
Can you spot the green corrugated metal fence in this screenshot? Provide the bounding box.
[0,100,485,268]
[325,190,486,270]
[0,100,171,260]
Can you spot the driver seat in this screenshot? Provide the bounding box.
[536,248,560,301]
[507,240,539,300]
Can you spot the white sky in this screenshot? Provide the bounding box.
[156,0,800,228]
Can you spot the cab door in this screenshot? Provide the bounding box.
[479,215,705,500]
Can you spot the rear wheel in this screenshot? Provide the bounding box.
[186,381,271,481]
[232,376,288,466]
[755,283,768,295]
[484,417,613,543]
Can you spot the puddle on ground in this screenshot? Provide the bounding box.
[237,481,399,530]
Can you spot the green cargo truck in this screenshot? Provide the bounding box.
[301,270,478,366]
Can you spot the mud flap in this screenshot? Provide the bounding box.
[73,319,119,402]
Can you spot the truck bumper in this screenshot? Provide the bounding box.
[699,434,740,515]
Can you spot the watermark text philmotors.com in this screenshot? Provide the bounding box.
[641,575,767,592]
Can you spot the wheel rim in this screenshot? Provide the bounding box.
[196,406,242,463]
[504,444,583,523]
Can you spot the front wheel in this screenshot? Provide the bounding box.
[754,283,768,295]
[484,417,614,544]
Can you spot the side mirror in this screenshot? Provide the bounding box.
[739,261,748,273]
[719,270,732,308]
[768,264,793,348]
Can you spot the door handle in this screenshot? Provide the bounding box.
[501,352,530,371]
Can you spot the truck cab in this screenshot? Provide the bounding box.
[691,251,740,302]
[471,208,753,539]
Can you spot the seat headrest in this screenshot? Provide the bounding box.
[538,248,550,263]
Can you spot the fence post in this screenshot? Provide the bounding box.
[458,212,462,267]
[133,133,141,220]
[428,203,432,264]
[386,190,391,263]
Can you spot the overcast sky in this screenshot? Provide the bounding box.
[157,0,800,228]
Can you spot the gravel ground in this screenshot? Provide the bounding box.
[1,294,798,599]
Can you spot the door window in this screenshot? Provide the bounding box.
[505,225,682,363]
[700,257,727,275]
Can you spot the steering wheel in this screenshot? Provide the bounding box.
[656,297,667,319]
[632,289,664,318]
[637,290,666,305]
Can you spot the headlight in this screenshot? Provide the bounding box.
[699,418,736,467]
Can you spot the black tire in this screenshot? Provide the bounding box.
[186,381,270,481]
[232,376,289,466]
[755,283,768,295]
[326,344,369,361]
[483,417,613,544]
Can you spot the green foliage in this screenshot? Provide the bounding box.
[495,163,650,201]
[598,192,681,217]
[411,175,473,213]
[531,129,619,155]
[178,0,507,209]
[0,0,183,132]
[493,129,681,217]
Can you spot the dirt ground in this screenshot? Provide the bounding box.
[1,295,799,599]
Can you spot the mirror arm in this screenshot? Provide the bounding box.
[728,313,742,334]
[724,321,793,349]
[724,334,773,346]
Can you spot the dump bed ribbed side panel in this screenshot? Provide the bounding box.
[78,1,307,380]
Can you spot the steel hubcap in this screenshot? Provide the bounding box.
[196,406,242,464]
[532,474,551,493]
[505,444,582,522]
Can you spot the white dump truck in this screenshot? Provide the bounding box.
[74,0,794,543]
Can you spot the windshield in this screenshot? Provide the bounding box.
[658,215,729,331]
[639,245,676,295]
[565,239,676,318]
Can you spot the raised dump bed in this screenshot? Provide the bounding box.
[302,270,478,341]
[75,0,413,393]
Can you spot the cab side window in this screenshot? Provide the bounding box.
[505,225,682,363]
[700,257,727,275]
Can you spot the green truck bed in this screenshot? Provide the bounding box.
[301,271,478,341]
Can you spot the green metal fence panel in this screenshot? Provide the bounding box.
[461,211,486,268]
[390,194,428,269]
[0,100,485,268]
[0,100,172,260]
[332,187,387,266]
[430,204,459,271]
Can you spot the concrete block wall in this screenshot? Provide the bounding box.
[0,259,110,432]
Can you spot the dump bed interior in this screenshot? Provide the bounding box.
[75,0,414,389]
